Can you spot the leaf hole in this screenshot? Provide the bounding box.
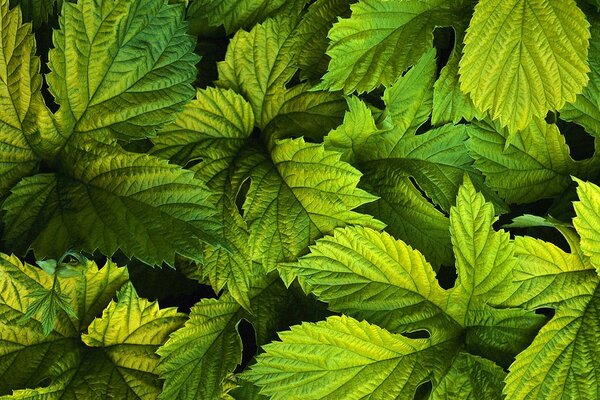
[235,318,257,373]
[413,380,433,399]
[436,263,457,289]
[236,177,251,217]
[401,329,431,339]
[557,118,596,161]
[535,307,555,318]
[433,26,456,75]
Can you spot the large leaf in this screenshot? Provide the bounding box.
[245,315,458,400]
[248,180,541,399]
[47,0,198,146]
[2,140,220,266]
[460,0,590,134]
[0,0,41,197]
[243,137,384,271]
[317,0,471,93]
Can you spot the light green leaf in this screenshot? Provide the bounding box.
[446,177,515,319]
[460,0,591,134]
[430,353,505,400]
[153,87,256,307]
[157,276,295,400]
[243,137,384,271]
[47,0,198,147]
[467,119,585,204]
[287,226,459,334]
[318,0,471,93]
[244,315,457,400]
[0,254,132,397]
[2,140,221,266]
[0,0,42,198]
[573,179,600,274]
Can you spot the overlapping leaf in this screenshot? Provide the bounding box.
[246,179,542,398]
[460,0,591,135]
[0,254,184,399]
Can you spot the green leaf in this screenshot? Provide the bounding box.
[317,0,471,93]
[0,0,42,198]
[243,137,384,271]
[244,315,457,400]
[460,0,591,134]
[573,179,600,274]
[381,47,437,139]
[501,217,600,399]
[466,120,588,203]
[287,226,460,334]
[2,140,221,266]
[47,0,199,146]
[0,254,129,395]
[157,276,297,400]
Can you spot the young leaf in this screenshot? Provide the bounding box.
[460,0,590,135]
[2,140,221,266]
[243,137,384,271]
[0,0,42,197]
[47,0,199,146]
[317,0,471,93]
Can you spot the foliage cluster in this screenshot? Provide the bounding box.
[0,0,600,399]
